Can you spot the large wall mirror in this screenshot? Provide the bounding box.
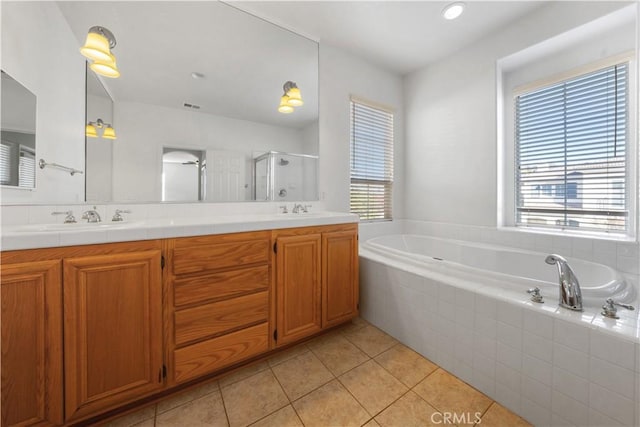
[0,70,37,190]
[58,1,319,203]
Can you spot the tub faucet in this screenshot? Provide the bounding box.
[81,209,102,223]
[545,254,583,311]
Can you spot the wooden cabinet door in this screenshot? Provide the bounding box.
[322,230,359,328]
[275,234,322,346]
[63,250,164,421]
[1,260,63,426]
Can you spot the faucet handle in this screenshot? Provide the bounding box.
[279,205,288,214]
[52,210,76,224]
[601,298,635,319]
[527,287,544,303]
[112,209,132,222]
[303,204,312,213]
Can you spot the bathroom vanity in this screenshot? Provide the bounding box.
[0,214,358,426]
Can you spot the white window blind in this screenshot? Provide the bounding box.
[515,62,628,233]
[18,147,35,188]
[0,142,14,185]
[350,100,394,221]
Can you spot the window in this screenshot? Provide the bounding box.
[18,147,36,188]
[350,99,394,221]
[515,62,628,233]
[0,142,13,185]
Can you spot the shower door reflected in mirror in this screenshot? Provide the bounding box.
[254,151,318,201]
[1,70,37,189]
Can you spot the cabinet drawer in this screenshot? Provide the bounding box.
[174,323,268,383]
[175,291,268,346]
[172,240,270,275]
[174,265,269,307]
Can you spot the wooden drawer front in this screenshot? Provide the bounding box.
[175,291,268,346]
[172,240,269,275]
[174,323,268,383]
[174,265,269,307]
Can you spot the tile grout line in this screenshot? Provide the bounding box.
[216,381,233,427]
[476,400,496,426]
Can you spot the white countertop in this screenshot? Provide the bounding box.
[1,211,358,251]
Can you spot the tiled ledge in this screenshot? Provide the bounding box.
[1,208,357,251]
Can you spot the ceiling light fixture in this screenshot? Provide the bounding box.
[442,2,465,20]
[278,81,304,114]
[86,118,117,140]
[80,26,121,78]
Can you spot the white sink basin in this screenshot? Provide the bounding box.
[11,221,141,233]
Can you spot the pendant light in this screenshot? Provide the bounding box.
[80,26,120,78]
[285,82,304,107]
[278,81,304,113]
[85,123,98,138]
[102,125,117,140]
[278,95,294,114]
[90,57,121,79]
[86,118,117,139]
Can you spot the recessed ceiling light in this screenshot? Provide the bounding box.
[191,72,205,79]
[442,2,465,20]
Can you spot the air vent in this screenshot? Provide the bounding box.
[183,102,201,110]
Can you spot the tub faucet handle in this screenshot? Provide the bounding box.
[601,298,635,319]
[527,287,544,303]
[112,209,131,222]
[279,205,288,214]
[52,210,76,224]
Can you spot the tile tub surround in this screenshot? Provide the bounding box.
[102,318,531,427]
[0,203,358,250]
[359,253,640,427]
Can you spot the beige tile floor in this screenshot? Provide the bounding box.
[105,318,532,427]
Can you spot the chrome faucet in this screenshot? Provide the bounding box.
[112,209,131,222]
[292,203,304,213]
[81,209,102,223]
[545,254,583,311]
[51,210,76,224]
[601,298,635,319]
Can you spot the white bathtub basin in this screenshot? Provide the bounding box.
[361,234,636,306]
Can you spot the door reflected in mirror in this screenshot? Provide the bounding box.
[162,148,206,202]
[1,70,36,189]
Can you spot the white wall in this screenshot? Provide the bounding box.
[319,43,405,217]
[0,1,85,204]
[111,100,311,201]
[404,1,634,227]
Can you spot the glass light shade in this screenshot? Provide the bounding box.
[85,123,98,138]
[278,96,294,113]
[102,126,117,139]
[90,55,121,78]
[80,32,113,62]
[286,87,304,107]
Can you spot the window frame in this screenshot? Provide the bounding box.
[500,53,637,239]
[349,96,394,222]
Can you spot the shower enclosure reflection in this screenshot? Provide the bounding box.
[254,151,318,201]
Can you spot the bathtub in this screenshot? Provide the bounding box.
[359,234,640,426]
[362,234,635,306]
